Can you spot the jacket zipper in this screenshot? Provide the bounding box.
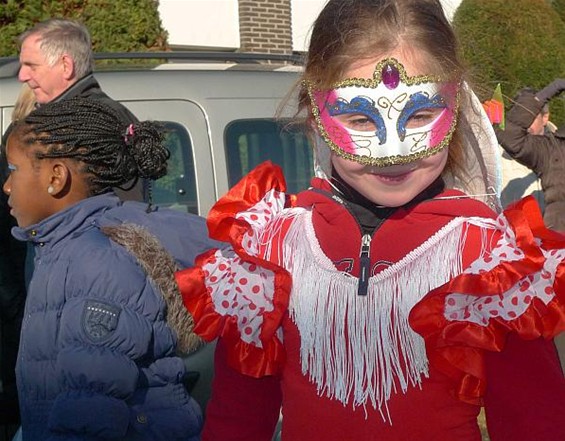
[335,194,377,296]
[309,188,388,296]
[358,233,371,296]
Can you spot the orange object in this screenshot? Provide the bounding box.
[482,98,504,125]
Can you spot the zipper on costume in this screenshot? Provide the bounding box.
[358,233,371,296]
[331,192,377,296]
[309,187,389,296]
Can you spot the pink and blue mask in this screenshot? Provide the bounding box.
[305,58,461,167]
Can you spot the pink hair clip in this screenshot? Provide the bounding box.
[124,123,135,143]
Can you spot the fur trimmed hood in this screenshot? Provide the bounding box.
[102,223,204,355]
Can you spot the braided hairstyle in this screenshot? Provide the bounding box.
[16,97,169,195]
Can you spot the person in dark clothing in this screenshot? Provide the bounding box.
[0,84,36,433]
[0,162,26,432]
[495,79,565,232]
[496,79,565,372]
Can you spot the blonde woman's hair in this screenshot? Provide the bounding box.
[12,83,36,122]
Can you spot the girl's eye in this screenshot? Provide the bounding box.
[335,114,377,132]
[7,164,16,173]
[406,108,444,129]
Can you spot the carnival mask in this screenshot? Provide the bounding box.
[305,58,461,167]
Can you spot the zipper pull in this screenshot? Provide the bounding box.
[358,233,371,296]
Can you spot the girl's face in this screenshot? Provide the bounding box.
[3,134,58,227]
[329,53,450,207]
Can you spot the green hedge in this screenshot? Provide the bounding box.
[454,0,565,126]
[551,0,565,21]
[0,0,168,57]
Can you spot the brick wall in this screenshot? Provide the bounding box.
[238,0,292,55]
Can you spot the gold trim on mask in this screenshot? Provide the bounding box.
[304,58,461,167]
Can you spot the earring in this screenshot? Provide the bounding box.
[47,185,54,194]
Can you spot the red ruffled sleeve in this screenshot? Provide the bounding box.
[410,196,565,404]
[175,161,294,377]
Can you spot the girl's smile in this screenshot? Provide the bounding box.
[368,164,418,183]
[372,171,412,184]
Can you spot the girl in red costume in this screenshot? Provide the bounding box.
[176,1,565,440]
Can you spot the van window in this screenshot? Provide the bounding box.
[225,119,314,194]
[152,122,198,214]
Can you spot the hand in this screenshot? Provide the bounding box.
[535,79,565,103]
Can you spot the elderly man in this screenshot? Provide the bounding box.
[17,19,139,138]
[15,19,145,201]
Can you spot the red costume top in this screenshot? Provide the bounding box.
[176,162,565,441]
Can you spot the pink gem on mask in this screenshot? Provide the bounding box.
[382,63,400,90]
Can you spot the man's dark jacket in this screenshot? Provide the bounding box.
[495,91,565,232]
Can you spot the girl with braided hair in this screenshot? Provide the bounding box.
[3,96,215,441]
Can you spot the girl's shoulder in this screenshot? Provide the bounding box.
[410,196,565,405]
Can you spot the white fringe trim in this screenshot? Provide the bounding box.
[272,211,472,422]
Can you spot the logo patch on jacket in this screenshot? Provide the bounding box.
[82,300,121,342]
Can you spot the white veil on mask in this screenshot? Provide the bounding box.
[311,82,503,213]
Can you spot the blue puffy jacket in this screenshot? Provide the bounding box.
[12,193,216,441]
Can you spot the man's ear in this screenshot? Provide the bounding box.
[61,54,75,81]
